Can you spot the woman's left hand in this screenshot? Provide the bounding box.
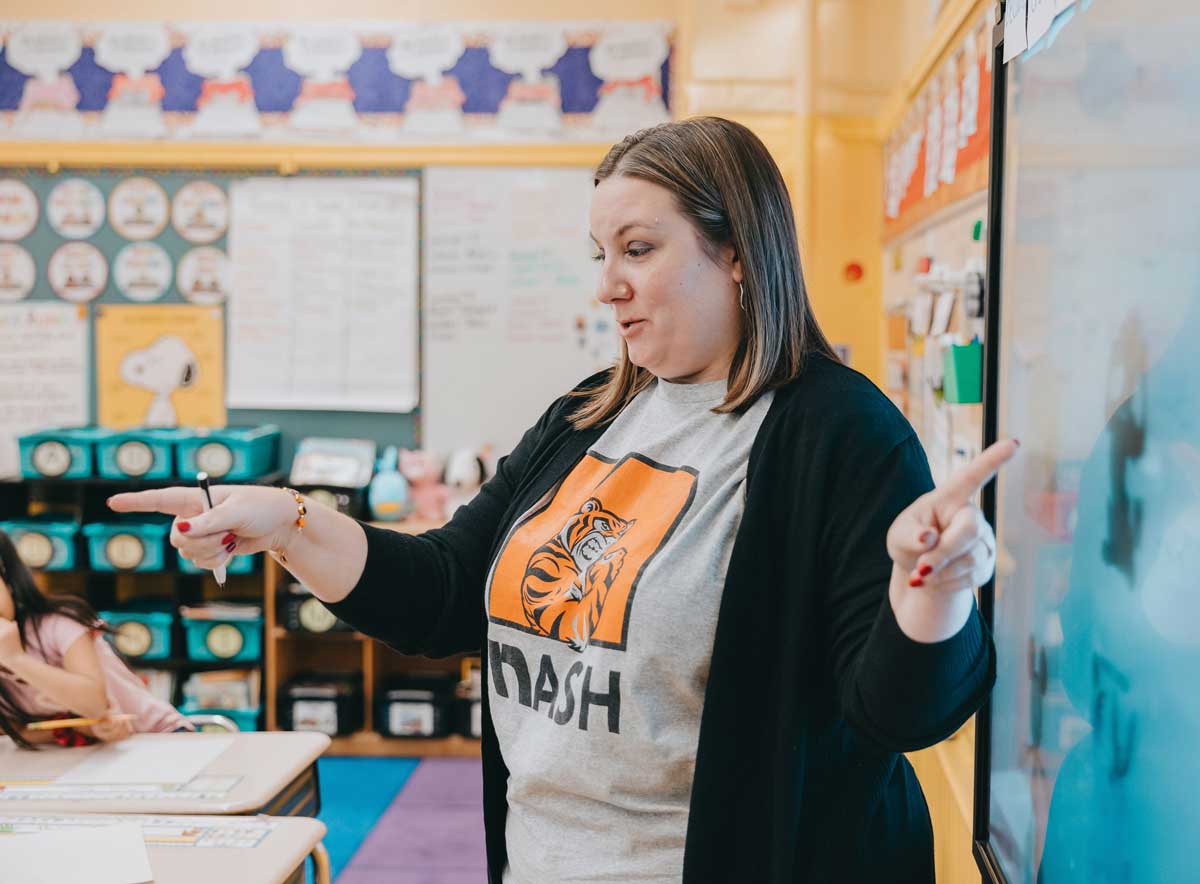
[887,440,1020,593]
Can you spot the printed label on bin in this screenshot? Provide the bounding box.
[115,440,155,477]
[32,440,72,477]
[298,597,338,633]
[292,700,339,736]
[195,442,234,477]
[388,702,435,736]
[114,621,154,657]
[205,623,244,659]
[106,533,146,570]
[16,532,54,569]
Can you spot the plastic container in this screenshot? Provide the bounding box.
[0,517,79,570]
[176,425,280,481]
[98,609,173,660]
[280,674,363,737]
[376,673,457,738]
[96,428,194,480]
[82,521,171,572]
[943,341,983,404]
[279,583,353,634]
[18,427,114,479]
[178,702,260,732]
[180,607,263,663]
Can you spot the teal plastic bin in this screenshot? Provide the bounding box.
[178,703,260,732]
[18,427,114,479]
[943,341,983,404]
[0,517,79,570]
[176,426,280,481]
[181,613,263,663]
[82,521,170,572]
[99,609,173,660]
[179,551,258,576]
[97,428,194,480]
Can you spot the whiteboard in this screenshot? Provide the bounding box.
[422,167,618,458]
[227,177,419,412]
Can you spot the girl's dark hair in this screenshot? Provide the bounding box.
[0,529,105,749]
[573,116,836,428]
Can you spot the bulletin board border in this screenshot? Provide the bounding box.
[0,142,610,173]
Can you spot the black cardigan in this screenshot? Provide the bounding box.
[328,354,995,883]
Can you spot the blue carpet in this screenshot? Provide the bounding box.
[315,756,421,881]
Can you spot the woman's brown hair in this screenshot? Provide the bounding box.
[572,115,835,429]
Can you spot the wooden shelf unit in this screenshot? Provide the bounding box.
[264,519,481,757]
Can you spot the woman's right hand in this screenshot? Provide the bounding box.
[107,485,299,570]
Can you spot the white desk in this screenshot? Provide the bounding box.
[0,812,328,884]
[0,732,329,815]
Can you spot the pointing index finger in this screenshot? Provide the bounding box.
[934,439,1020,510]
[107,486,206,518]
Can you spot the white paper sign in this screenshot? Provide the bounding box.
[47,242,108,303]
[1026,0,1057,48]
[489,23,567,81]
[388,24,465,82]
[228,177,419,412]
[0,179,39,242]
[422,167,618,457]
[0,245,36,302]
[114,242,172,302]
[177,246,229,304]
[94,23,170,77]
[6,22,82,81]
[0,303,88,477]
[47,178,106,239]
[283,27,361,79]
[182,24,259,79]
[1004,0,1029,62]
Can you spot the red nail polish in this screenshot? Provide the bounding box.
[919,564,933,577]
[1013,438,1021,447]
[178,521,191,533]
[908,575,925,588]
[221,533,236,545]
[226,542,237,553]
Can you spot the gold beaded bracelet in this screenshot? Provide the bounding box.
[271,487,307,565]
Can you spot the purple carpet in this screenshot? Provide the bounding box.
[337,759,486,883]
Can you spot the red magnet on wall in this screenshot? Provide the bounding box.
[843,262,864,282]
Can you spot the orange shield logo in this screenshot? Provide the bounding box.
[488,452,697,652]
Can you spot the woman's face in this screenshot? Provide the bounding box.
[589,176,743,384]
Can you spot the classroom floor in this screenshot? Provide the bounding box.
[316,757,486,883]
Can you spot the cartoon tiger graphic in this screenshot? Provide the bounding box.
[521,497,635,652]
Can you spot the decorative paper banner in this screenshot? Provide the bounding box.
[95,303,225,429]
[883,10,992,241]
[0,20,673,144]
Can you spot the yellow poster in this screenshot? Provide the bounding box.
[96,304,225,429]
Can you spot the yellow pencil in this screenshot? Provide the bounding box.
[26,713,136,731]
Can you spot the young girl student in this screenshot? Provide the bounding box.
[0,529,190,747]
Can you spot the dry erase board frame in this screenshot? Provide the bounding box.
[0,165,424,467]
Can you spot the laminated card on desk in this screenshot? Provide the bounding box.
[56,733,234,786]
[0,823,152,884]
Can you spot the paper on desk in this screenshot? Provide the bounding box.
[57,733,234,785]
[0,823,152,884]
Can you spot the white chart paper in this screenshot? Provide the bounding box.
[228,177,419,412]
[422,167,619,458]
[0,303,88,478]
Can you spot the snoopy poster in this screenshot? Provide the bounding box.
[95,304,225,429]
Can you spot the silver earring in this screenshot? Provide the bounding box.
[738,282,746,310]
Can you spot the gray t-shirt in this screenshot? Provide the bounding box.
[485,377,774,883]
